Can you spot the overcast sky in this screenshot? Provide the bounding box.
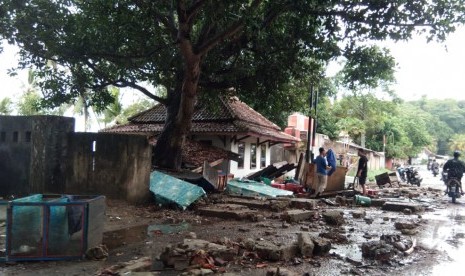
[1,25,465,102]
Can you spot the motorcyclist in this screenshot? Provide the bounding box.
[443,151,465,194]
[431,159,439,175]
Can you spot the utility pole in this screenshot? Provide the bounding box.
[305,83,314,163]
[305,83,318,163]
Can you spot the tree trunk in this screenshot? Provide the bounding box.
[153,55,200,170]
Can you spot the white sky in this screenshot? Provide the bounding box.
[1,25,465,104]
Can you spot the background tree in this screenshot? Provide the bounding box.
[2,0,464,170]
[0,97,13,115]
[449,134,465,153]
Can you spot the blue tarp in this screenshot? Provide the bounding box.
[149,171,206,210]
[226,179,294,197]
[326,149,337,176]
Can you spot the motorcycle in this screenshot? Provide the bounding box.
[445,176,462,203]
[432,166,439,177]
[396,166,406,182]
[405,166,422,186]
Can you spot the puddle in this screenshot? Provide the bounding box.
[420,207,465,274]
[103,222,191,250]
[148,222,190,236]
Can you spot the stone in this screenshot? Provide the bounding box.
[311,237,331,255]
[290,198,318,210]
[364,217,374,224]
[297,232,314,257]
[403,208,412,215]
[382,202,424,213]
[282,222,291,228]
[266,267,299,276]
[282,210,314,223]
[335,196,348,206]
[254,241,299,261]
[383,217,389,221]
[118,257,153,273]
[197,206,257,221]
[351,211,366,219]
[186,232,197,239]
[400,229,418,235]
[269,199,291,212]
[181,239,237,261]
[370,199,387,207]
[300,225,310,231]
[361,241,397,261]
[394,221,417,230]
[319,232,348,243]
[322,210,345,226]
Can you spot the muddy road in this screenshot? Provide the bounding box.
[1,165,464,276]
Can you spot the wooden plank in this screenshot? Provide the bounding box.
[294,152,305,181]
[202,160,219,190]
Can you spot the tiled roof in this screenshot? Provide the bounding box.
[102,97,299,143]
[182,139,239,168]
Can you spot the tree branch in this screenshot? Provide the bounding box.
[117,80,168,105]
[84,60,167,105]
[195,21,244,56]
[133,0,178,38]
[186,0,207,24]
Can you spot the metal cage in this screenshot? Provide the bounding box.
[0,194,105,262]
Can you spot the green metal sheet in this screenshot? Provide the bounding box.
[226,179,294,198]
[149,171,206,210]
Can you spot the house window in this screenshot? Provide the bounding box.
[13,131,19,143]
[0,132,5,142]
[250,143,257,169]
[237,142,245,169]
[260,144,266,168]
[25,131,32,143]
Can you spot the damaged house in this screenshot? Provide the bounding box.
[103,96,299,178]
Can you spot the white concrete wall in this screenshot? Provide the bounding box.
[229,137,270,178]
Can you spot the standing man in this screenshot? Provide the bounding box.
[314,147,332,198]
[357,148,368,195]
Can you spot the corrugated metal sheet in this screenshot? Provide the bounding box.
[149,171,206,209]
[226,179,293,198]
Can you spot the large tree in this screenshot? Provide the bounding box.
[1,1,464,170]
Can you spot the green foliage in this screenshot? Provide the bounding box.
[0,97,13,115]
[449,134,465,153]
[1,0,464,116]
[410,98,465,154]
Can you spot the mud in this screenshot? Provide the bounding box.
[0,166,464,275]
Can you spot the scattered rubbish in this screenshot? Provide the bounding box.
[85,245,109,261]
[149,171,206,209]
[354,195,371,206]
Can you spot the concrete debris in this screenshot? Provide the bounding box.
[394,221,418,230]
[351,210,366,219]
[361,241,397,261]
[311,237,332,256]
[282,210,314,223]
[382,202,424,213]
[253,240,300,261]
[322,210,345,226]
[297,232,314,257]
[85,244,109,261]
[319,232,348,243]
[266,267,299,276]
[289,198,318,210]
[97,257,152,275]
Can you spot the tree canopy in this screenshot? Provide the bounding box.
[2,0,464,169]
